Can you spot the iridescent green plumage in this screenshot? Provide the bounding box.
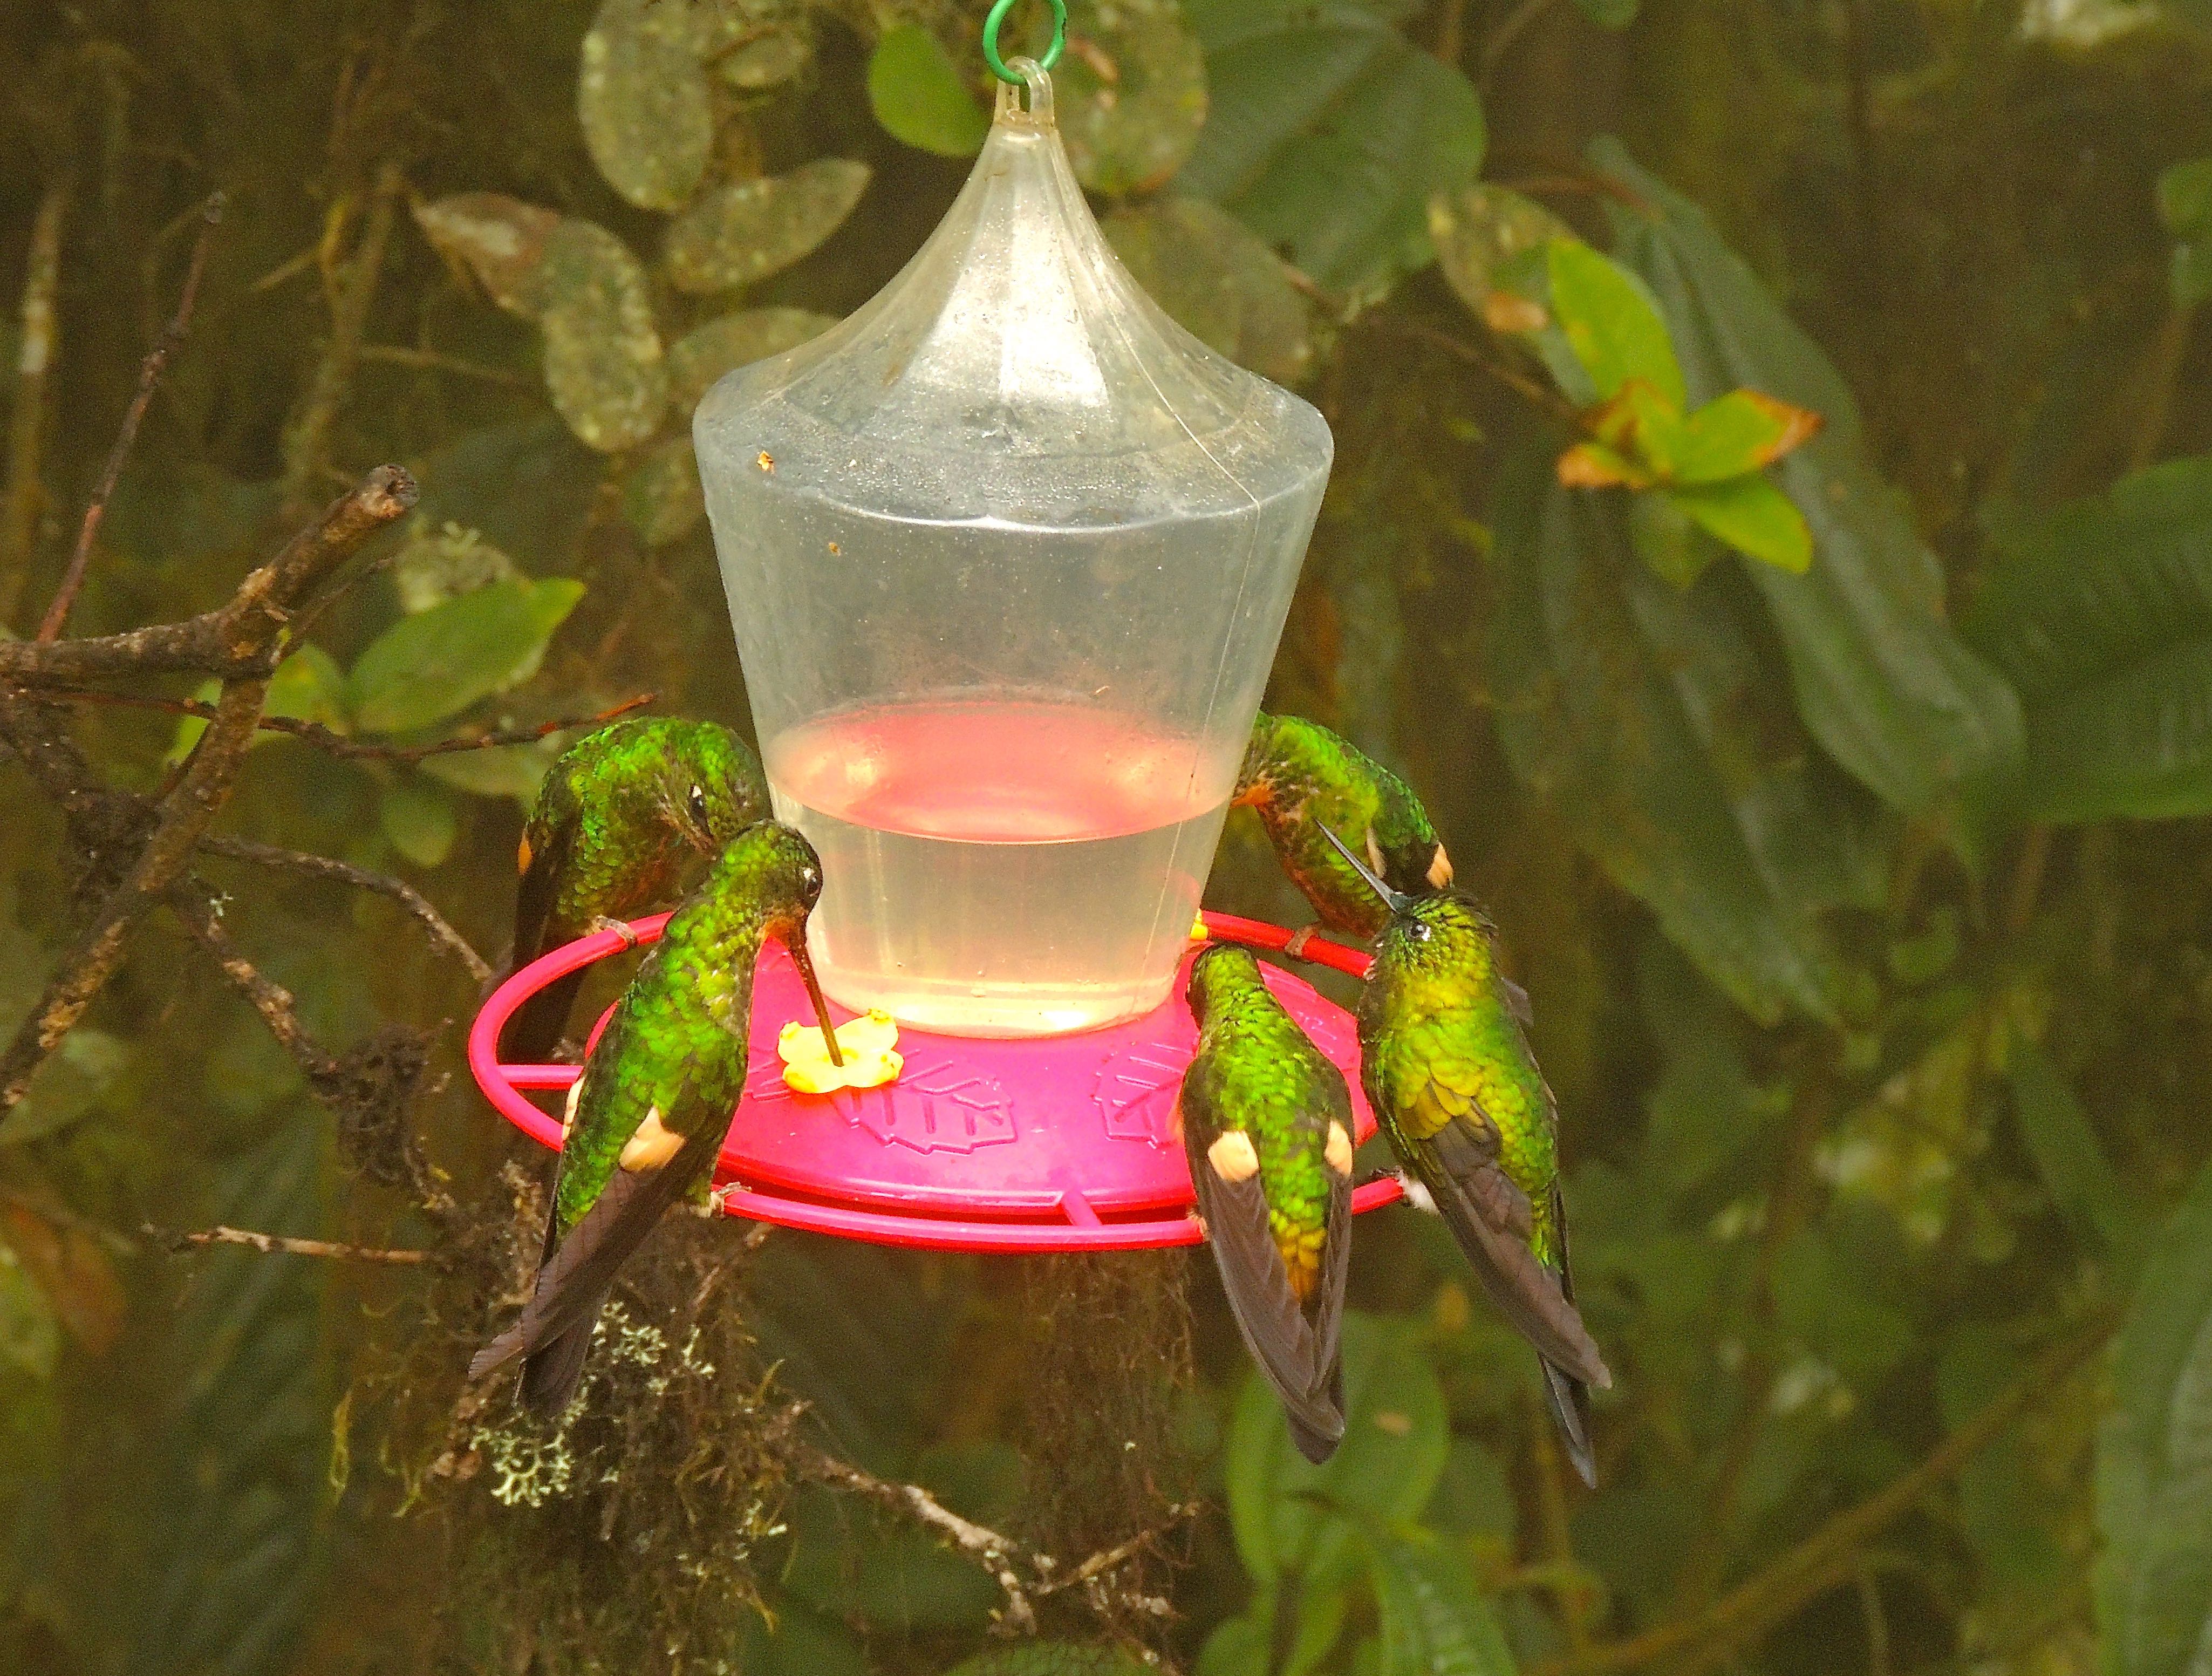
[1233,711,1452,944]
[473,822,836,1417]
[1327,827,1610,1486]
[502,717,769,1063]
[1181,944,1353,1462]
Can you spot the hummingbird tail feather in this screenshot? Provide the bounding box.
[520,1298,605,1419]
[1541,1358,1597,1488]
[1423,1162,1610,1387]
[499,968,587,1066]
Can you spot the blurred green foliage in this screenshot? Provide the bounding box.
[1,0,2210,1673]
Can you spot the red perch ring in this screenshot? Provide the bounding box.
[467,912,1404,1252]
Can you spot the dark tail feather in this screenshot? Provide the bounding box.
[500,968,585,1065]
[1541,1358,1597,1488]
[519,1291,606,1419]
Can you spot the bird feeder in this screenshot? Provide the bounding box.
[470,11,1402,1250]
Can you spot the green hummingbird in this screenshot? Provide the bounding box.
[1320,825,1612,1486]
[501,717,770,1065]
[1233,712,1455,955]
[1181,943,1355,1463]
[472,821,841,1418]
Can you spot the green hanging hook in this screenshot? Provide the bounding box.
[982,0,1067,84]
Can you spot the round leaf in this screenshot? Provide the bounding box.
[623,434,706,546]
[664,159,872,295]
[579,0,715,211]
[537,219,668,452]
[668,308,840,411]
[411,192,562,316]
[1428,183,1572,321]
[1104,196,1313,384]
[378,777,460,868]
[868,25,989,158]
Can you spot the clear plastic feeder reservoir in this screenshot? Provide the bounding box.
[696,63,1332,1037]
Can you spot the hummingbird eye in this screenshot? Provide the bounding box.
[1407,921,1432,943]
[687,783,709,827]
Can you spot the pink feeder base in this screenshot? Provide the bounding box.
[467,912,1403,1252]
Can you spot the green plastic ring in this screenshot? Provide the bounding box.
[983,0,1066,84]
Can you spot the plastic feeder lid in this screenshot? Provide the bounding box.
[468,914,1404,1253]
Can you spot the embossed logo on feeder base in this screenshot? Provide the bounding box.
[841,1062,1017,1155]
[1094,1040,1194,1150]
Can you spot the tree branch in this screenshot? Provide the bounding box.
[37,190,225,643]
[0,464,416,685]
[166,880,341,1079]
[1533,1307,2120,1676]
[198,835,493,984]
[148,1222,433,1264]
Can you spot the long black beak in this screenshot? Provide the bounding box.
[784,931,844,1067]
[1319,823,1412,917]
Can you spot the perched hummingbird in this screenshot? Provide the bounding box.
[1233,712,1454,953]
[1180,943,1355,1463]
[1320,825,1612,1486]
[471,821,841,1418]
[501,718,770,1065]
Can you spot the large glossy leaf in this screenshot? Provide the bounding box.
[1226,1312,1449,1590]
[2098,1157,2212,1676]
[1487,455,1883,1025]
[1175,0,1482,303]
[1963,457,2212,820]
[666,308,840,411]
[1546,239,1683,408]
[1363,1528,1518,1676]
[1593,140,2023,828]
[1054,0,1209,195]
[2005,1028,2140,1262]
[868,25,989,158]
[664,160,872,295]
[346,576,584,735]
[536,219,667,453]
[411,192,561,316]
[1105,197,1314,385]
[578,0,714,211]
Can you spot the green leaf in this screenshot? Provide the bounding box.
[868,25,989,158]
[622,434,706,547]
[735,1596,869,1676]
[1546,239,1684,408]
[1487,455,1880,1024]
[536,220,667,453]
[1963,457,2212,821]
[1673,390,1820,485]
[1176,0,1483,303]
[2098,1156,2212,1676]
[1364,1528,1518,1676]
[1664,475,1812,573]
[169,647,349,764]
[346,576,585,734]
[1198,1613,1277,1676]
[409,192,562,316]
[407,417,601,570]
[2005,1028,2140,1262]
[378,778,460,868]
[1594,138,2023,826]
[390,522,521,614]
[579,0,714,211]
[1055,0,1209,195]
[2157,159,2212,305]
[1428,183,1573,322]
[778,1482,1000,1631]
[0,1027,128,1147]
[942,1644,1154,1675]
[1226,1313,1449,1589]
[417,734,567,803]
[667,308,839,412]
[664,159,872,295]
[0,1243,59,1380]
[1104,196,1314,385]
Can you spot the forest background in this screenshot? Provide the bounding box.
[1,0,2210,1673]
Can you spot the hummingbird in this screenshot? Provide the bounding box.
[1320,824,1612,1486]
[501,717,770,1065]
[1233,712,1454,955]
[1180,943,1355,1463]
[471,821,842,1418]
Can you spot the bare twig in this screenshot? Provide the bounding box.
[149,1223,433,1264]
[1362,315,1583,422]
[1532,1308,2120,1676]
[167,881,340,1077]
[0,464,415,686]
[37,190,226,643]
[357,343,529,386]
[198,835,493,984]
[1032,1502,1198,1601]
[0,468,415,1109]
[1,177,71,627]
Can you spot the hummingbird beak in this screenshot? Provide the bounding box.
[784,932,844,1067]
[1319,823,1412,917]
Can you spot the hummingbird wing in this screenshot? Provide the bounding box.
[1182,1066,1349,1463]
[1405,1109,1610,1392]
[501,809,584,1064]
[1539,1181,1598,1488]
